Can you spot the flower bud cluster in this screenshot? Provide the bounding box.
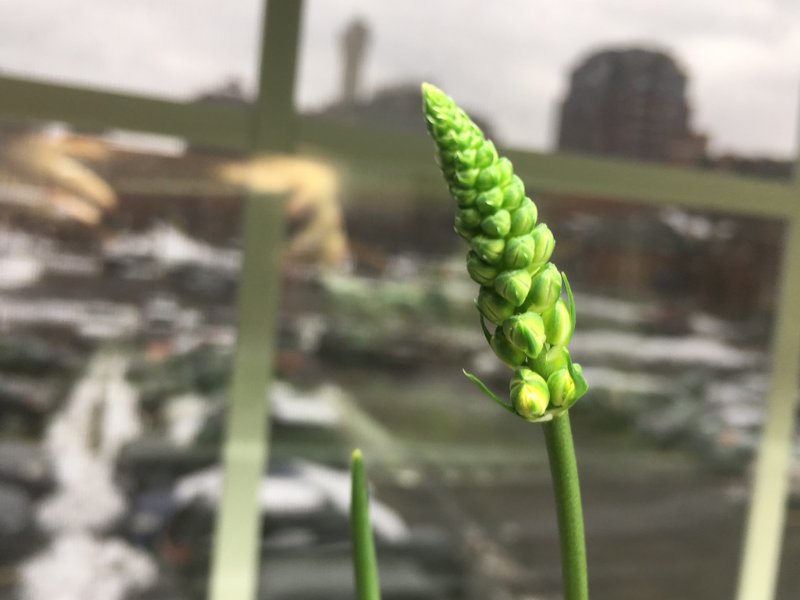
[422,83,588,421]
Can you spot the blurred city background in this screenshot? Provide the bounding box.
[0,1,798,599]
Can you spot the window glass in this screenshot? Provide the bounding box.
[0,117,249,599]
[297,0,798,179]
[256,141,794,598]
[285,2,799,597]
[1,1,798,598]
[0,0,262,103]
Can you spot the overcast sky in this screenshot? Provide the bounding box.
[0,0,797,157]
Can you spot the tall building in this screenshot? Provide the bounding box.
[557,48,704,163]
[315,19,495,139]
[341,19,369,106]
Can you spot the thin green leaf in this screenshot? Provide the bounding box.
[350,449,381,600]
[562,272,577,334]
[462,369,516,414]
[479,314,493,345]
[568,361,589,401]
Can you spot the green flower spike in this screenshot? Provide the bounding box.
[425,84,589,600]
[422,82,588,420]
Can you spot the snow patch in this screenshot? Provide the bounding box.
[20,533,156,600]
[22,354,156,600]
[572,330,759,369]
[271,381,341,428]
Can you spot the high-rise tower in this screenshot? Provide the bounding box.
[341,19,369,106]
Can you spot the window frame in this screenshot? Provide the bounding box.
[0,2,797,599]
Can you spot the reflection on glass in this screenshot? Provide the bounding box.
[253,136,791,598]
[0,1,798,598]
[0,118,251,599]
[0,0,262,102]
[0,115,363,599]
[298,2,797,179]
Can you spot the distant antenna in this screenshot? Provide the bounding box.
[341,19,370,106]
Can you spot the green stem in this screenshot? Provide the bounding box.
[542,413,588,600]
[350,449,381,600]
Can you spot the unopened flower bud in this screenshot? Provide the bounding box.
[490,326,527,367]
[530,345,569,378]
[457,128,481,149]
[542,298,573,346]
[522,263,562,313]
[476,187,504,214]
[471,235,505,264]
[475,142,498,168]
[456,168,480,188]
[436,129,459,151]
[476,164,502,191]
[454,220,475,241]
[547,368,577,408]
[530,223,556,268]
[466,251,499,286]
[494,269,532,306]
[503,235,536,269]
[456,208,482,229]
[481,210,512,238]
[476,287,515,325]
[510,368,550,418]
[502,176,526,211]
[503,312,546,358]
[569,361,589,401]
[453,219,476,242]
[432,121,451,140]
[455,148,478,169]
[437,150,457,170]
[509,201,537,236]
[450,185,478,208]
[496,157,514,185]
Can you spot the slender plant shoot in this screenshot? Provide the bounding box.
[350,449,381,600]
[421,83,590,600]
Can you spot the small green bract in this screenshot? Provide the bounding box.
[422,83,588,422]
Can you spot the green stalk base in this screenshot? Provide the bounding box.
[543,412,588,600]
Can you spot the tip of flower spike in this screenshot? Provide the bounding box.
[351,448,363,463]
[421,81,444,99]
[421,82,450,113]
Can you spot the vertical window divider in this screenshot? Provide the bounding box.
[735,202,800,600]
[208,2,304,600]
